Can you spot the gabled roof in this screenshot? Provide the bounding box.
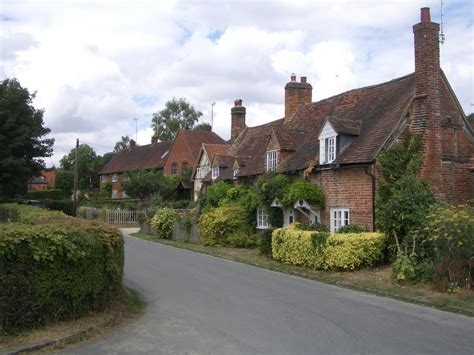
[99,141,172,174]
[177,130,227,161]
[233,73,416,176]
[202,143,230,163]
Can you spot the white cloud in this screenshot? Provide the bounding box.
[1,0,472,166]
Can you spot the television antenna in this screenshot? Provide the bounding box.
[440,0,445,44]
[133,117,140,142]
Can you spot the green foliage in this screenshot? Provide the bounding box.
[272,228,386,270]
[151,97,203,141]
[59,144,102,191]
[337,224,369,233]
[101,152,115,167]
[121,169,180,203]
[281,179,325,208]
[102,180,112,198]
[258,229,273,257]
[150,208,179,239]
[42,199,74,216]
[419,204,474,288]
[55,169,74,192]
[0,78,54,197]
[225,231,258,248]
[25,189,68,200]
[0,206,124,332]
[113,135,130,153]
[393,253,417,281]
[199,206,249,246]
[0,203,64,223]
[254,173,290,205]
[201,182,232,209]
[221,185,262,227]
[291,222,328,232]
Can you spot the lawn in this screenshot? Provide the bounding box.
[132,231,474,317]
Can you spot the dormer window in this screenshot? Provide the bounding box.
[212,167,219,180]
[319,121,338,164]
[233,169,239,179]
[323,136,336,163]
[266,150,278,171]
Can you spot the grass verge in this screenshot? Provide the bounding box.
[131,231,473,317]
[0,286,144,353]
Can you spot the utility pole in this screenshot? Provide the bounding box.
[73,138,79,216]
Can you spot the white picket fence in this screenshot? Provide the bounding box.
[106,209,145,225]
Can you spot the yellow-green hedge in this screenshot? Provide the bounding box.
[272,226,386,270]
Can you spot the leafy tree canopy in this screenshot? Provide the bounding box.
[113,135,130,153]
[58,144,102,191]
[121,169,180,202]
[151,98,202,141]
[0,78,54,197]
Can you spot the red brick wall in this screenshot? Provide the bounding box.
[42,169,56,188]
[309,166,374,230]
[284,77,312,121]
[163,133,194,176]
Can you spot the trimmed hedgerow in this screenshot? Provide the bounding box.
[0,203,65,223]
[272,226,386,270]
[0,206,124,332]
[25,189,68,200]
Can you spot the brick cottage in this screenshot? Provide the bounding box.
[194,7,473,232]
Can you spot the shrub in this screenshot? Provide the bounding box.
[150,208,179,239]
[43,199,74,216]
[24,189,68,200]
[272,228,386,270]
[0,208,124,332]
[225,231,258,248]
[291,222,328,232]
[199,206,249,246]
[337,224,369,233]
[258,229,273,257]
[201,182,232,209]
[220,185,262,227]
[0,203,64,223]
[281,179,325,208]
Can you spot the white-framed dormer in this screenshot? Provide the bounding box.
[266,149,278,171]
[319,120,338,164]
[212,166,219,180]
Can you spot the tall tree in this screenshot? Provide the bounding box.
[57,144,102,191]
[0,78,54,197]
[151,98,202,141]
[113,135,130,153]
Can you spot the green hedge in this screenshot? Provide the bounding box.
[25,189,68,200]
[199,206,249,246]
[272,226,386,270]
[0,205,124,332]
[0,203,65,224]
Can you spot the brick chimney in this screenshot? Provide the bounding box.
[231,99,246,143]
[129,139,136,148]
[284,74,312,121]
[412,7,443,195]
[151,136,158,144]
[200,123,212,132]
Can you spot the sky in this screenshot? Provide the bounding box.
[1,0,473,167]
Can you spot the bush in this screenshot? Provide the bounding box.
[272,228,386,270]
[43,199,74,216]
[0,207,124,332]
[0,203,64,223]
[337,224,369,233]
[201,182,232,209]
[199,206,249,246]
[291,222,328,232]
[225,231,258,248]
[24,189,68,200]
[150,208,179,239]
[258,229,273,257]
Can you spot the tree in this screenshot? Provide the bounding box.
[113,135,130,153]
[121,169,180,203]
[0,78,54,197]
[58,144,102,191]
[101,152,115,166]
[151,98,202,141]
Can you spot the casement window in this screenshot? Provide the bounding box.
[331,208,350,232]
[233,169,239,179]
[112,174,118,182]
[320,136,336,164]
[266,150,278,171]
[257,208,270,229]
[171,163,177,175]
[112,190,118,199]
[122,190,128,198]
[182,162,189,174]
[212,167,219,180]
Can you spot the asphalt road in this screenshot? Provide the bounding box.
[65,230,474,354]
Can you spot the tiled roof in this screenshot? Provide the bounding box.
[99,141,172,174]
[234,73,415,176]
[203,144,230,163]
[179,131,227,161]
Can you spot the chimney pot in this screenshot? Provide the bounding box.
[300,76,307,83]
[420,7,431,23]
[291,73,296,82]
[130,139,136,148]
[151,136,158,144]
[234,99,242,107]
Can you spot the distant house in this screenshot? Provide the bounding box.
[99,128,227,199]
[200,7,474,232]
[28,167,56,191]
[99,138,172,199]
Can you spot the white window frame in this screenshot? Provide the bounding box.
[171,163,178,175]
[233,169,239,179]
[112,173,118,182]
[112,190,118,199]
[266,150,278,171]
[257,207,270,229]
[331,208,350,232]
[212,167,219,180]
[326,136,336,163]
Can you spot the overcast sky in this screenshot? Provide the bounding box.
[1,0,473,166]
